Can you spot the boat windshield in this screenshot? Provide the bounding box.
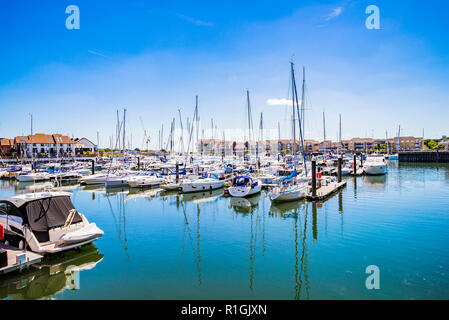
[24,196,82,233]
[234,177,250,186]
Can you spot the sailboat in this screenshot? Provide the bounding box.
[230,91,262,198]
[269,62,308,203]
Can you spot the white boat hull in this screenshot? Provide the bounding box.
[269,185,307,202]
[127,177,165,188]
[229,183,262,198]
[363,164,387,175]
[181,179,224,193]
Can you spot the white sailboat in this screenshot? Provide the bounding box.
[269,62,308,203]
[229,175,262,197]
[181,173,224,193]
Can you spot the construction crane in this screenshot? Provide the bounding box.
[139,116,150,151]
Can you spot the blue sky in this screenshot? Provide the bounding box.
[0,0,448,148]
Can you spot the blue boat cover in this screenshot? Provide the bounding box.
[281,169,297,181]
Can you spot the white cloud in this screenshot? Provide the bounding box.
[267,98,293,106]
[325,7,343,21]
[267,98,304,107]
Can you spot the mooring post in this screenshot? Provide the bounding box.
[312,159,317,198]
[91,160,95,175]
[338,156,342,183]
[137,156,141,171]
[176,162,179,183]
[353,154,357,175]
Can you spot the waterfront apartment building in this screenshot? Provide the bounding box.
[341,137,423,152]
[14,133,75,157]
[0,133,97,157]
[196,136,424,156]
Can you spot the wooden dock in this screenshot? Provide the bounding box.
[307,181,347,201]
[0,245,43,275]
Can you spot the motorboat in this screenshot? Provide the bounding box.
[363,155,388,175]
[105,176,130,188]
[228,175,262,197]
[16,172,52,182]
[80,173,110,185]
[181,173,225,193]
[0,191,104,254]
[127,174,165,188]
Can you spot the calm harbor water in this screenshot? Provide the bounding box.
[1,162,449,300]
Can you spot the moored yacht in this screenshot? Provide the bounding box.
[16,172,52,182]
[229,175,262,198]
[269,183,307,203]
[127,174,165,188]
[363,155,388,175]
[181,173,224,193]
[0,192,103,254]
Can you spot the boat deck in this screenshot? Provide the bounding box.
[307,181,347,201]
[0,245,43,274]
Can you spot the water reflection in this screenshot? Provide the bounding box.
[125,188,162,202]
[269,200,310,299]
[229,194,261,214]
[0,244,103,300]
[363,175,387,190]
[106,192,129,261]
[182,188,224,204]
[293,207,310,300]
[269,200,303,218]
[180,202,202,286]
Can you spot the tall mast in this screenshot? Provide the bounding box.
[290,62,297,167]
[178,108,185,154]
[116,110,121,154]
[323,111,326,154]
[30,114,33,169]
[246,90,253,156]
[278,122,281,155]
[386,130,389,154]
[259,112,263,157]
[292,63,308,175]
[339,114,342,154]
[301,67,306,138]
[195,95,199,154]
[122,108,127,157]
[161,124,164,151]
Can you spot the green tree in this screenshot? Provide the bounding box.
[424,139,437,150]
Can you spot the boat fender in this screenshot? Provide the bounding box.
[0,223,3,240]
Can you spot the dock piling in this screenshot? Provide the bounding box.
[353,154,356,175]
[338,156,342,183]
[311,159,317,198]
